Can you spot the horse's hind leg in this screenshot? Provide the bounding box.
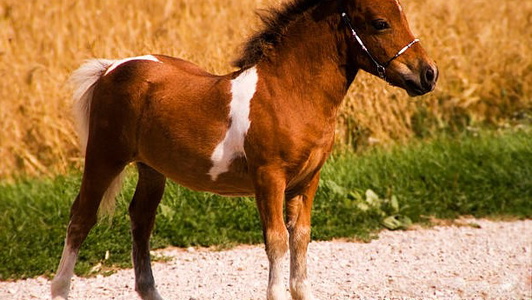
[129,163,166,300]
[51,157,126,300]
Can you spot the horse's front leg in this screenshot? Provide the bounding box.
[286,172,320,300]
[253,167,290,300]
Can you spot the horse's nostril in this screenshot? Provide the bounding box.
[421,65,437,91]
[425,67,435,82]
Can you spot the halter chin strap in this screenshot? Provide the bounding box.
[341,12,419,79]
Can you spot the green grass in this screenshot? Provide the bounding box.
[0,129,530,280]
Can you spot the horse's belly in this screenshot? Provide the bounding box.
[142,150,255,197]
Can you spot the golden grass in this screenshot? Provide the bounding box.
[0,0,530,178]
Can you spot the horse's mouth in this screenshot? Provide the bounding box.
[405,79,429,97]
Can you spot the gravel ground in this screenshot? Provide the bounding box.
[2,219,531,300]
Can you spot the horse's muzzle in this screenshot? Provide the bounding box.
[405,63,438,97]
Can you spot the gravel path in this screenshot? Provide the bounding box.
[2,219,531,300]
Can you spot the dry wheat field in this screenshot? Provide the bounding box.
[0,0,530,179]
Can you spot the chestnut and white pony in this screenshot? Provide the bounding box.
[52,0,437,299]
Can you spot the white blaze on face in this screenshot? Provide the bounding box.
[104,55,161,76]
[208,67,258,181]
[394,0,403,12]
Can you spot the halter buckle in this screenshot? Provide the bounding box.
[376,65,386,79]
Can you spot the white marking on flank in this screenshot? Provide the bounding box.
[104,55,161,76]
[208,67,258,181]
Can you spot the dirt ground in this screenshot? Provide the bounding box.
[1,219,530,300]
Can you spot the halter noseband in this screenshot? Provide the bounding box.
[341,12,419,79]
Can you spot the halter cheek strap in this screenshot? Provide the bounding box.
[341,12,419,79]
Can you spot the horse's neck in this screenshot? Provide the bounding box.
[256,11,357,117]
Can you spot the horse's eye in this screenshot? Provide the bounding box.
[372,19,390,31]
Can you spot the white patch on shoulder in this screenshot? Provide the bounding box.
[394,0,403,11]
[208,67,258,181]
[104,55,161,76]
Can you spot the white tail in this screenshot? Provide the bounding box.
[70,59,113,153]
[70,59,125,218]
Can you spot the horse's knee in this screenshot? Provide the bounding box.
[265,229,289,259]
[289,225,311,246]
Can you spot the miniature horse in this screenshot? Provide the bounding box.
[52,0,437,299]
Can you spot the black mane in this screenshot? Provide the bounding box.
[232,0,326,69]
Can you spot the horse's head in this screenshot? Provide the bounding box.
[342,0,438,96]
